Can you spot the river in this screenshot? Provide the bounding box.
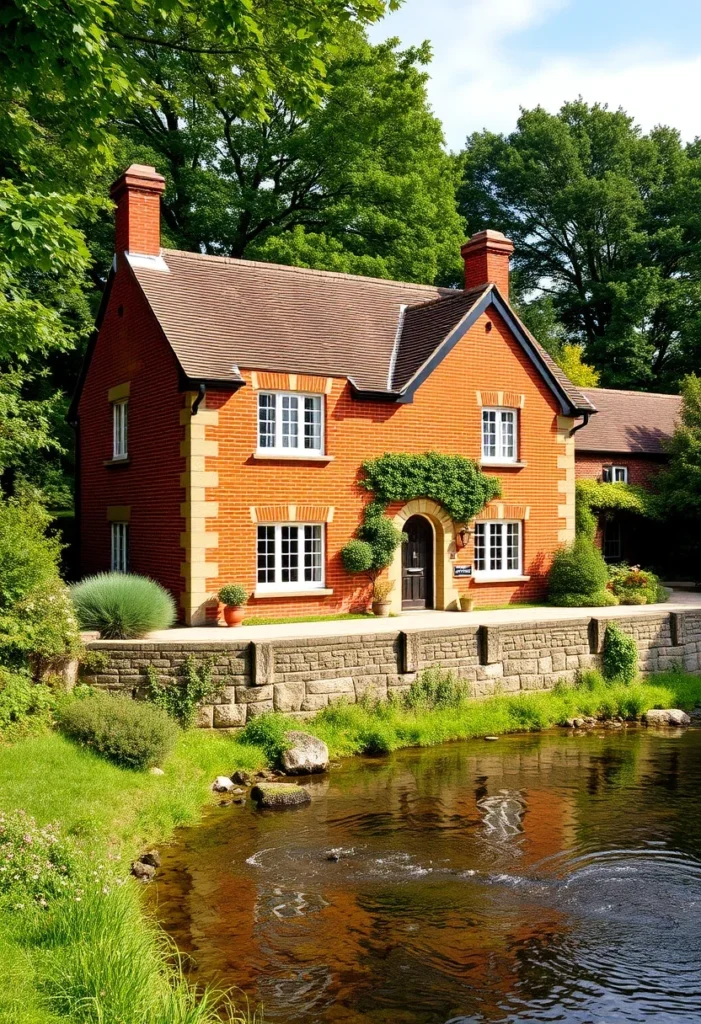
[151,727,701,1023]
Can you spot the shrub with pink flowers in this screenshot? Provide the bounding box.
[0,809,83,910]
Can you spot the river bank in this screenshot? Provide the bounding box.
[2,669,701,1023]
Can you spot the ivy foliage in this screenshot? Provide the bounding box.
[603,623,638,683]
[575,478,657,539]
[342,452,501,578]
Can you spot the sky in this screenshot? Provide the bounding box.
[368,0,701,150]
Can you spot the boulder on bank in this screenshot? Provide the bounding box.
[250,783,312,809]
[212,776,235,793]
[281,731,329,775]
[644,708,691,727]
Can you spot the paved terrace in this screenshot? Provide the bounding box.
[144,589,701,644]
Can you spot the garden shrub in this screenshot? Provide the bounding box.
[340,539,374,574]
[145,656,223,729]
[603,623,638,683]
[548,537,616,607]
[239,712,296,763]
[70,573,176,639]
[0,810,83,910]
[57,691,178,769]
[217,583,248,607]
[608,563,668,605]
[0,669,57,738]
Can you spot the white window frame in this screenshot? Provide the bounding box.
[112,399,128,460]
[473,520,522,579]
[257,391,324,455]
[481,407,518,463]
[110,522,129,573]
[603,465,628,484]
[256,523,325,592]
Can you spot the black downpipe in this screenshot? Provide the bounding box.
[569,411,590,437]
[191,383,206,416]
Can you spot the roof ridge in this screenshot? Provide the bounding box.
[403,283,489,313]
[582,386,681,399]
[161,247,452,294]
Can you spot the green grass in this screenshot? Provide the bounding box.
[470,601,543,612]
[242,612,377,626]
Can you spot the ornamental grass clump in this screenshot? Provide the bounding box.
[57,691,178,769]
[548,537,617,607]
[70,572,176,639]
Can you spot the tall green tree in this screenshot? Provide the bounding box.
[0,0,399,501]
[458,100,701,391]
[111,26,465,284]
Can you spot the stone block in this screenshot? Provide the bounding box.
[551,651,567,672]
[213,704,246,728]
[246,700,274,719]
[235,685,273,704]
[306,677,355,695]
[328,690,356,705]
[479,625,501,665]
[504,659,537,676]
[301,694,328,712]
[274,682,306,713]
[354,679,388,701]
[196,705,214,728]
[400,631,422,674]
[251,641,274,686]
[537,656,552,674]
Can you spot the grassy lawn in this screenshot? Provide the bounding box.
[2,668,701,1024]
[242,611,377,626]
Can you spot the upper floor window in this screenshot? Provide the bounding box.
[482,408,517,463]
[473,520,522,578]
[111,522,129,573]
[603,465,628,484]
[113,400,128,460]
[257,392,323,455]
[256,523,324,591]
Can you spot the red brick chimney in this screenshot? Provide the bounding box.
[460,229,514,300]
[110,164,166,256]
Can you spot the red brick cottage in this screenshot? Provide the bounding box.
[71,164,596,624]
[575,387,681,564]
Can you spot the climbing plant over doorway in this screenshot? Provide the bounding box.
[341,452,501,578]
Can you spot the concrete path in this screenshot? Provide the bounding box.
[144,589,701,644]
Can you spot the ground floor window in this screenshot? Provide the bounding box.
[256,523,324,591]
[603,519,622,562]
[473,520,522,577]
[110,522,129,573]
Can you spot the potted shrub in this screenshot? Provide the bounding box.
[218,584,248,627]
[371,579,394,617]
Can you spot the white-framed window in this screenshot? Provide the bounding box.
[603,465,628,484]
[112,400,128,459]
[256,523,325,591]
[257,392,324,455]
[473,520,522,577]
[482,408,517,463]
[111,522,129,573]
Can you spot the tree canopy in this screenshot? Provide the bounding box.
[458,100,701,392]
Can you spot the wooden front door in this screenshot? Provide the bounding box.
[402,515,434,610]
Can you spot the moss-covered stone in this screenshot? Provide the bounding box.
[250,782,312,809]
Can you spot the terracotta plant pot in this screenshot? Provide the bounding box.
[372,600,392,617]
[459,596,474,613]
[223,605,245,627]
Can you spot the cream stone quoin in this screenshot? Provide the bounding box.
[388,500,460,615]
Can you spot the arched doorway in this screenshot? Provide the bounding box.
[402,515,434,609]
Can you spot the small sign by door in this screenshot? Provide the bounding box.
[453,564,472,578]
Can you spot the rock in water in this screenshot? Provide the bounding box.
[281,731,329,775]
[131,860,156,881]
[644,708,691,727]
[212,776,235,792]
[250,783,312,809]
[139,849,161,868]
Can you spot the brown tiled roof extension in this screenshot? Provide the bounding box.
[575,387,682,454]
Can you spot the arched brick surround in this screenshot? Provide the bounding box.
[388,500,460,614]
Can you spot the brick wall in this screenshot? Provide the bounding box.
[83,609,701,728]
[575,452,666,488]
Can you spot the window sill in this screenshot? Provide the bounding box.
[253,452,334,462]
[471,574,531,584]
[104,457,130,467]
[253,588,334,599]
[480,460,527,469]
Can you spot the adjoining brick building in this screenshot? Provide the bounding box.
[71,164,598,624]
[575,387,682,565]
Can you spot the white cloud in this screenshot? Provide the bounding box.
[370,1,701,149]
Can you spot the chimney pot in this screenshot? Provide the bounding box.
[110,164,166,257]
[461,229,514,299]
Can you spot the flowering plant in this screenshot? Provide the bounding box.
[0,809,83,910]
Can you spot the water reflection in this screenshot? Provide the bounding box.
[151,729,701,1023]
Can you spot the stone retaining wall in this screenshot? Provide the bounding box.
[83,610,701,727]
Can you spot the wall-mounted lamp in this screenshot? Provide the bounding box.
[457,525,473,550]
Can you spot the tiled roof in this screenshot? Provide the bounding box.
[126,248,592,412]
[575,387,682,454]
[129,249,454,391]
